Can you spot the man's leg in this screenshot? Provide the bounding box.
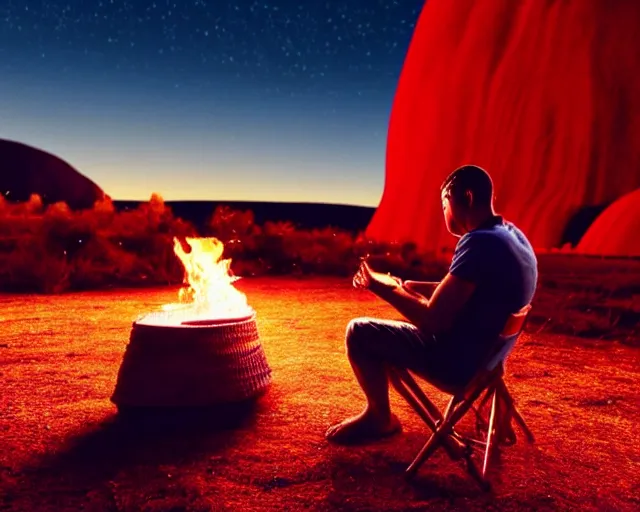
[326,317,436,444]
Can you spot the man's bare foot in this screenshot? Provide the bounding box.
[325,410,402,445]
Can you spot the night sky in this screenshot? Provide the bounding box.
[1,0,425,206]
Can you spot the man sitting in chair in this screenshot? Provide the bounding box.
[326,165,538,444]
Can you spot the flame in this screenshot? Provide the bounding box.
[137,236,253,326]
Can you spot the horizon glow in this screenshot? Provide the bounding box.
[0,1,425,207]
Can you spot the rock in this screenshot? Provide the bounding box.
[367,0,640,253]
[0,139,107,210]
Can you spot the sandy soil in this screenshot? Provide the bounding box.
[1,278,639,511]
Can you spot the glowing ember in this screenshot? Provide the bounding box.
[136,236,254,326]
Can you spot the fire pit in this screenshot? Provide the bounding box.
[111,237,272,409]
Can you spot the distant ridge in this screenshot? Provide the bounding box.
[0,139,106,210]
[113,200,376,233]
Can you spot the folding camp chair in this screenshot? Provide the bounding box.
[388,304,534,490]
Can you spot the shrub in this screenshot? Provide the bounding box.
[206,205,261,263]
[0,196,446,293]
[0,194,197,292]
[0,234,71,293]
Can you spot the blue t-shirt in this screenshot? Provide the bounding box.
[440,216,538,380]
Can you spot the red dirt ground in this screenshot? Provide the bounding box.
[1,278,639,511]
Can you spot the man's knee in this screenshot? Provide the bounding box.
[345,317,375,358]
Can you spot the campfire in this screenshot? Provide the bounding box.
[111,237,272,410]
[137,236,254,327]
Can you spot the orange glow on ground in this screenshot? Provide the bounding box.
[1,270,638,510]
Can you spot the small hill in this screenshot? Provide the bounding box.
[576,188,640,257]
[0,139,106,210]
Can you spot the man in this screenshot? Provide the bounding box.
[326,165,538,444]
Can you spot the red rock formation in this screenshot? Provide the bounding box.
[576,188,640,257]
[367,0,640,254]
[0,139,106,210]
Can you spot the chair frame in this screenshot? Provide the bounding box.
[388,304,534,491]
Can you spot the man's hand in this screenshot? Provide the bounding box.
[352,260,370,289]
[353,260,401,291]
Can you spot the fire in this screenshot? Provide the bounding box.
[137,236,254,326]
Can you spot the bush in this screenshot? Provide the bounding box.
[0,194,197,293]
[0,195,447,293]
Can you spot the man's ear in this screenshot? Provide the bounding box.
[465,190,473,208]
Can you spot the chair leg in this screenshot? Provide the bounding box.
[477,387,494,415]
[489,386,515,446]
[473,387,494,435]
[406,429,444,478]
[406,397,483,483]
[388,371,438,430]
[464,450,491,492]
[388,370,467,461]
[482,391,498,477]
[442,396,457,419]
[407,422,490,491]
[511,405,535,443]
[497,381,535,443]
[397,370,444,423]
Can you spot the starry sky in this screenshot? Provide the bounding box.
[0,0,425,206]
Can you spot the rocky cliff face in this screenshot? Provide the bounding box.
[0,139,106,210]
[367,0,640,253]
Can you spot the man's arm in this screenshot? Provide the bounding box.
[402,280,439,298]
[366,231,492,333]
[369,272,476,334]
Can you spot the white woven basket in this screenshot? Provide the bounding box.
[111,313,271,408]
